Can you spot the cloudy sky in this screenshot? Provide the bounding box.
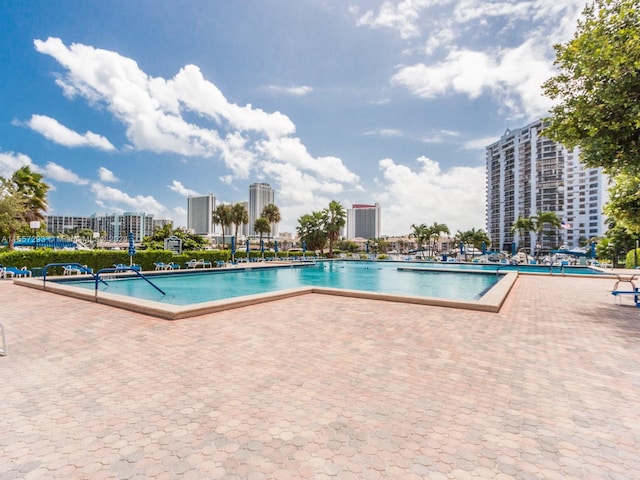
[0,0,587,236]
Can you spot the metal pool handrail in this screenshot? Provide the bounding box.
[42,262,108,288]
[94,267,166,297]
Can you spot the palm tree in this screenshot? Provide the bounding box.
[0,166,49,250]
[511,215,534,262]
[428,222,450,257]
[212,204,233,248]
[454,230,473,262]
[532,211,561,261]
[261,203,281,243]
[254,217,271,257]
[409,223,429,256]
[323,200,346,258]
[469,228,491,254]
[230,202,248,244]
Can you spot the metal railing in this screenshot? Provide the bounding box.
[94,266,165,299]
[42,263,107,288]
[41,263,165,300]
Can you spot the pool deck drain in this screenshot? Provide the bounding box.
[2,272,639,478]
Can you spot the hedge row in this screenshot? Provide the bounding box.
[0,249,317,274]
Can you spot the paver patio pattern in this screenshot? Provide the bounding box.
[1,273,639,479]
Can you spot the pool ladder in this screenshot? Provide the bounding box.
[41,263,165,300]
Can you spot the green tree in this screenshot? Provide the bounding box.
[453,230,474,262]
[253,217,271,254]
[0,166,49,250]
[511,215,535,260]
[296,212,326,253]
[322,200,346,258]
[335,239,359,253]
[230,203,248,243]
[468,228,491,252]
[427,222,450,256]
[531,211,562,260]
[542,0,640,176]
[212,203,233,248]
[0,191,26,248]
[409,223,429,254]
[603,172,640,235]
[261,203,281,243]
[141,225,206,251]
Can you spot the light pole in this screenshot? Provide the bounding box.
[29,221,40,250]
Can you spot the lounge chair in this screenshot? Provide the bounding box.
[63,265,92,275]
[167,262,181,270]
[114,264,140,272]
[3,266,32,278]
[154,262,168,270]
[0,267,13,279]
[185,259,212,268]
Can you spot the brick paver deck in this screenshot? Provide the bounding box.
[1,274,639,479]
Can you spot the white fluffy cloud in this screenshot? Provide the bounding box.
[168,180,199,197]
[374,156,486,235]
[351,0,447,39]
[91,182,168,217]
[26,114,115,151]
[98,167,118,182]
[0,151,33,178]
[41,162,90,185]
[33,37,358,202]
[391,41,555,118]
[355,0,587,119]
[267,85,313,96]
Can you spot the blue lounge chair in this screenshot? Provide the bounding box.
[3,266,32,278]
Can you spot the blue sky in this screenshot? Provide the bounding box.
[0,0,587,236]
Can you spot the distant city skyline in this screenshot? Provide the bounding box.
[0,1,589,236]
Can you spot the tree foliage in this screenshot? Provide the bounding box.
[604,172,640,234]
[296,211,326,252]
[323,200,346,258]
[261,203,281,242]
[542,0,640,176]
[212,204,233,247]
[0,166,49,250]
[230,203,248,241]
[253,217,271,246]
[141,224,206,251]
[409,222,450,256]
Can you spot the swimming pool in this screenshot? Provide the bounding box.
[18,260,519,319]
[62,261,503,305]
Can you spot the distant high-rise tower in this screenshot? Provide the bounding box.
[346,203,381,240]
[486,120,608,253]
[249,183,276,238]
[187,193,216,235]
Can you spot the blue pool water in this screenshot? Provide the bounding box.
[62,261,504,305]
[404,262,604,275]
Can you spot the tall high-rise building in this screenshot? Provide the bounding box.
[248,183,276,238]
[486,120,608,254]
[187,193,216,236]
[346,203,381,240]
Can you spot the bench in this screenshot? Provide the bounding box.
[611,289,640,307]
